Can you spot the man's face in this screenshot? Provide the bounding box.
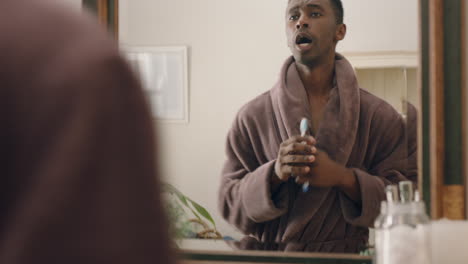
[285,0,345,66]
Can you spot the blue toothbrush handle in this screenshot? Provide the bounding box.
[299,118,311,192]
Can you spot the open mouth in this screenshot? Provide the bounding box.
[295,34,313,46]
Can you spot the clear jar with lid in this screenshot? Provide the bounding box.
[374,183,431,264]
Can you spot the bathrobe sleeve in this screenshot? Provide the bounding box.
[339,102,418,227]
[218,114,290,235]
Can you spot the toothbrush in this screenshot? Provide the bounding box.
[385,185,397,203]
[399,181,413,203]
[414,190,421,202]
[300,118,310,192]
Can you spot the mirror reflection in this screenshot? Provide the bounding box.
[119,0,419,255]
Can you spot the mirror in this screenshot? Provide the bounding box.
[118,0,420,257]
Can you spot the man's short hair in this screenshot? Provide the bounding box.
[330,0,344,24]
[288,0,344,24]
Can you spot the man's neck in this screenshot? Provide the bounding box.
[295,57,335,97]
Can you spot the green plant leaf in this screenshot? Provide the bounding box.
[163,184,202,221]
[185,205,202,221]
[188,198,216,228]
[163,184,189,206]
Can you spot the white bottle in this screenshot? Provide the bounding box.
[374,182,431,264]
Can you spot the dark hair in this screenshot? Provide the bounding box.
[330,0,344,24]
[288,0,344,24]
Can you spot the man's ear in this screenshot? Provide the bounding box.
[335,24,346,41]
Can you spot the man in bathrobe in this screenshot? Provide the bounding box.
[219,0,417,253]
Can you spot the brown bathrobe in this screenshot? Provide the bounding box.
[219,55,417,253]
[0,0,174,263]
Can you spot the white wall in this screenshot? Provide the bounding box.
[339,0,418,53]
[119,0,419,238]
[120,0,289,238]
[356,68,418,113]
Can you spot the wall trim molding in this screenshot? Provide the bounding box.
[341,51,418,69]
